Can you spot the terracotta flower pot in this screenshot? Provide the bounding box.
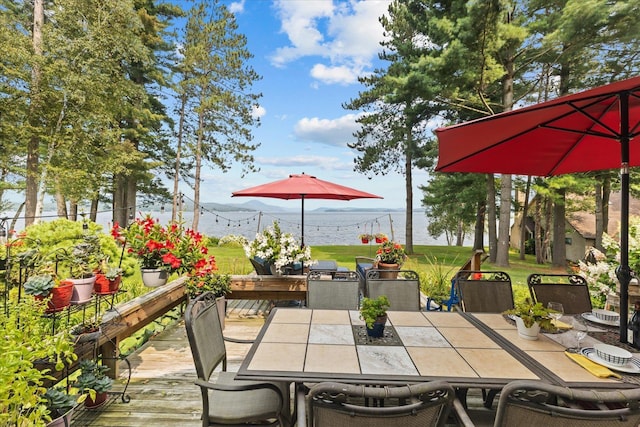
[94,273,121,295]
[377,262,399,279]
[35,281,74,313]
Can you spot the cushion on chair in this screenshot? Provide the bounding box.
[206,372,286,424]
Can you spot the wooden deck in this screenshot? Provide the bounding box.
[71,305,268,426]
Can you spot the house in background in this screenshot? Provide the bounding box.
[510,192,640,262]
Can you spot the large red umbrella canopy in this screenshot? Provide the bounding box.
[435,76,640,342]
[232,173,382,246]
[436,76,640,175]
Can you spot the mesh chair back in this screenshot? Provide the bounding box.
[307,381,454,427]
[456,271,514,313]
[527,274,592,314]
[365,270,420,311]
[307,270,360,309]
[495,380,640,427]
[185,292,227,381]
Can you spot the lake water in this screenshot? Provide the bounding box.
[13,210,473,246]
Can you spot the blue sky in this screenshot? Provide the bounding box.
[185,0,431,210]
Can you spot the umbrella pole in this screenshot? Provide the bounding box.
[301,195,305,248]
[617,91,631,343]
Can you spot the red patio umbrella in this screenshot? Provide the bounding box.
[231,173,382,246]
[435,75,640,342]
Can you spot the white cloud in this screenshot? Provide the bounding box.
[294,113,363,147]
[269,0,391,85]
[310,63,358,85]
[228,0,245,14]
[252,104,266,119]
[257,154,353,171]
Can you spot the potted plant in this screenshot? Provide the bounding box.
[24,270,74,313]
[94,261,123,295]
[358,233,373,244]
[112,215,213,286]
[63,236,101,304]
[244,221,311,275]
[374,232,387,243]
[75,360,113,409]
[375,238,406,278]
[360,295,390,337]
[70,321,102,344]
[43,387,77,427]
[504,299,554,340]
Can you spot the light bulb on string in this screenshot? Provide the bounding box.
[215,216,219,223]
[160,205,165,214]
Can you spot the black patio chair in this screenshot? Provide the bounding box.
[301,380,455,427]
[527,273,592,314]
[184,292,290,426]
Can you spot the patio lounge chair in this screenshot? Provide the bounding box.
[527,273,592,314]
[185,292,290,426]
[355,256,376,297]
[301,380,455,427]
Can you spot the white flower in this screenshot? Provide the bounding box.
[245,221,311,273]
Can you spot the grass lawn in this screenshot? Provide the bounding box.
[211,244,568,304]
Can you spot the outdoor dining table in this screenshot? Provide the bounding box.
[235,308,636,390]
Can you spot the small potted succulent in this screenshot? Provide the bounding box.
[360,295,390,337]
[43,387,77,427]
[63,236,101,304]
[94,260,123,295]
[23,268,74,313]
[504,299,554,340]
[75,360,113,409]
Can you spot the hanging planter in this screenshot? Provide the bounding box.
[358,234,373,244]
[374,233,388,244]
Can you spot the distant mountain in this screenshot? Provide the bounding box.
[217,200,296,212]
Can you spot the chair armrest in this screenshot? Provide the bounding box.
[195,378,284,400]
[223,335,255,344]
[451,397,476,427]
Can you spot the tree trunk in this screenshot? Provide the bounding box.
[192,109,205,231]
[519,176,531,260]
[552,189,566,267]
[173,93,187,223]
[543,197,553,263]
[595,181,604,251]
[487,174,497,263]
[473,199,485,251]
[496,174,511,267]
[113,174,128,227]
[404,125,413,254]
[25,0,45,227]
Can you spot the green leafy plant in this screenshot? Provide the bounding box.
[420,254,457,303]
[358,233,373,240]
[64,235,102,279]
[75,360,113,400]
[0,299,77,426]
[44,387,77,420]
[504,299,554,329]
[185,272,231,298]
[360,295,390,329]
